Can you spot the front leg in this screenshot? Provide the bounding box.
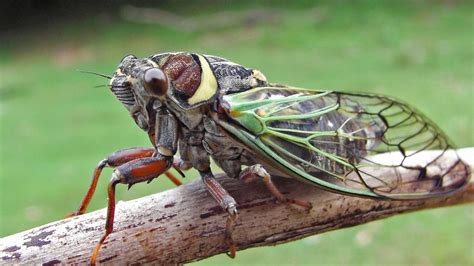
[67,147,153,217]
[88,107,181,265]
[91,154,173,265]
[66,147,182,218]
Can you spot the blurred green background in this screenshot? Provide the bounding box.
[1,0,473,265]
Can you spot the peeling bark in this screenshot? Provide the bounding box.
[1,148,472,265]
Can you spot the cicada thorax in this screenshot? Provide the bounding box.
[162,54,201,97]
[151,53,219,110]
[149,52,269,111]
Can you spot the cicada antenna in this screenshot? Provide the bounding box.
[77,69,112,80]
[93,84,109,88]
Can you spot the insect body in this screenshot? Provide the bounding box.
[69,52,469,264]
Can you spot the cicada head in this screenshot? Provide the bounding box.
[108,54,162,132]
[109,53,222,130]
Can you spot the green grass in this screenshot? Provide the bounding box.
[1,1,473,265]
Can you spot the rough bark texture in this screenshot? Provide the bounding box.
[1,148,472,265]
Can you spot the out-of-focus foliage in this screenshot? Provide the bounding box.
[0,1,472,265]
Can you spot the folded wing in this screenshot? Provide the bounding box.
[221,86,469,199]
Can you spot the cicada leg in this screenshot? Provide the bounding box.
[88,109,183,264]
[200,170,238,258]
[66,147,183,218]
[239,164,312,211]
[171,157,193,179]
[90,155,173,265]
[173,157,193,171]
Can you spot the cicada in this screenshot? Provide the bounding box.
[68,52,469,264]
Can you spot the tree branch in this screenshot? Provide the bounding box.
[1,149,472,265]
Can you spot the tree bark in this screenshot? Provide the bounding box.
[1,148,472,265]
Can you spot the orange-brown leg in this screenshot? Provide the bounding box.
[90,178,118,265]
[66,147,181,218]
[240,164,312,211]
[224,212,238,258]
[164,172,182,186]
[90,155,172,265]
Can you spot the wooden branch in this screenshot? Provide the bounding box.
[1,148,472,265]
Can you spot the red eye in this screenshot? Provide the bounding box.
[143,68,168,97]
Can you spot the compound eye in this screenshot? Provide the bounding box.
[143,68,168,97]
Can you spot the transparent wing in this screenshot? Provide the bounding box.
[221,86,470,199]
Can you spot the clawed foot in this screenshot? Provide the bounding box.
[240,164,313,212]
[286,198,312,212]
[224,203,238,258]
[64,212,82,219]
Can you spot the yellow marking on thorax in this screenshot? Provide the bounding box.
[187,55,218,105]
[252,69,267,82]
[147,59,159,68]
